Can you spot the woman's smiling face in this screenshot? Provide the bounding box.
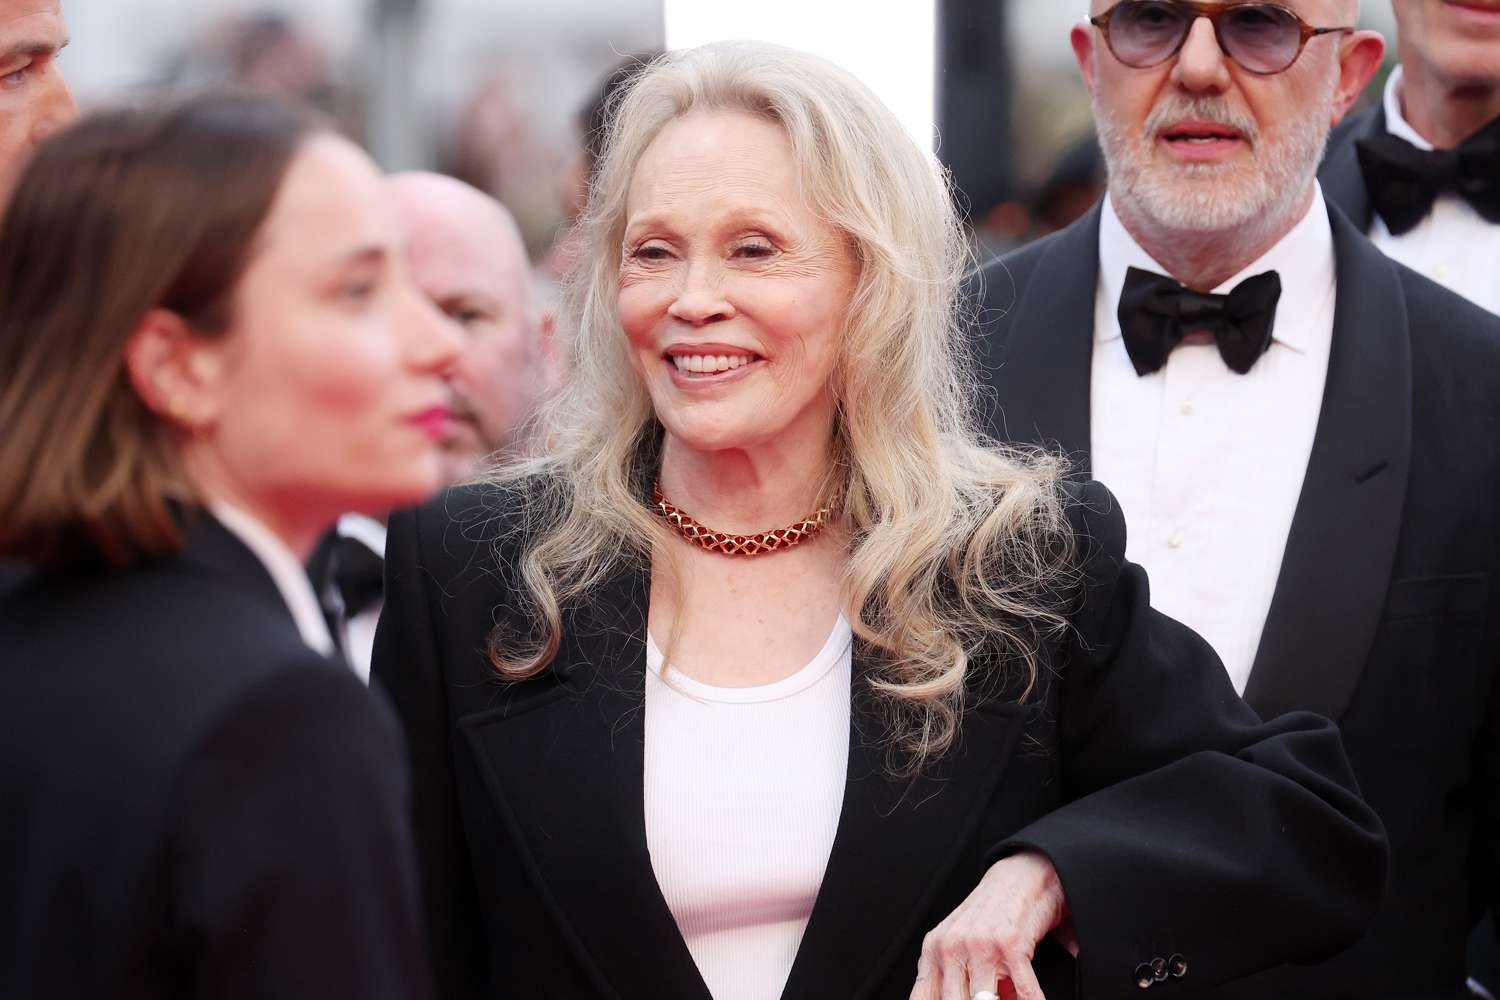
[617,109,857,456]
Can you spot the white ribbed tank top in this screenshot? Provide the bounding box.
[643,616,853,1000]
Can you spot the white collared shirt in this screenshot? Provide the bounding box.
[1090,188,1337,694]
[210,501,337,659]
[335,512,386,684]
[1367,66,1500,315]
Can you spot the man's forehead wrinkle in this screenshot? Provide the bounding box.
[0,1,66,29]
[394,192,525,273]
[399,208,529,314]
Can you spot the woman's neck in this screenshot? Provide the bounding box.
[657,427,836,535]
[182,445,329,560]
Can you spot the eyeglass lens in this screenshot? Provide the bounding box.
[1107,1,1305,74]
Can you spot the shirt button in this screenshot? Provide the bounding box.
[1167,530,1184,550]
[1437,263,1451,278]
[1179,400,1195,416]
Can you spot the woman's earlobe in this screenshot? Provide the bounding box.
[123,308,218,430]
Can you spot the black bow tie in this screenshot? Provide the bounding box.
[1117,267,1282,377]
[1355,114,1500,236]
[329,533,385,618]
[309,530,385,630]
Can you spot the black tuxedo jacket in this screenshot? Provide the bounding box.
[0,559,24,598]
[373,478,1387,999]
[976,202,1500,998]
[1319,106,1385,233]
[0,516,432,1000]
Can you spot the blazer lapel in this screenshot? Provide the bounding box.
[459,565,713,1000]
[1319,106,1385,233]
[981,206,1101,473]
[178,510,312,638]
[780,653,1029,1000]
[460,573,1030,999]
[1244,209,1413,720]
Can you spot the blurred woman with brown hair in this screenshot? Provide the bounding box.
[0,93,455,999]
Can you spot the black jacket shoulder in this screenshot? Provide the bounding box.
[1,523,430,1000]
[973,226,1068,315]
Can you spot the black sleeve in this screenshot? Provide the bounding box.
[997,480,1389,997]
[167,662,433,1000]
[371,503,488,999]
[1477,658,1500,938]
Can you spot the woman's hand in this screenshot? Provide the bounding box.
[910,850,1076,1000]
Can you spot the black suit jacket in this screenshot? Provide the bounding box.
[0,515,432,1000]
[1319,106,1384,233]
[373,478,1388,999]
[0,559,24,598]
[1323,99,1500,1000]
[976,202,1500,998]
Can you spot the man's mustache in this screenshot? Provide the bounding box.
[446,387,481,430]
[1144,96,1260,144]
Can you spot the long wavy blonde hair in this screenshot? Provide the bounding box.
[488,41,1075,767]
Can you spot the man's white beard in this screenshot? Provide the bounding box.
[1094,87,1336,236]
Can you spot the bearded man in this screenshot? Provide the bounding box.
[977,2,1500,996]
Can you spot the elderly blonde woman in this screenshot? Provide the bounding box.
[372,42,1385,1000]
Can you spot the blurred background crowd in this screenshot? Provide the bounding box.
[54,0,1402,269]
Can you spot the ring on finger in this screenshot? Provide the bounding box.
[971,992,1000,1000]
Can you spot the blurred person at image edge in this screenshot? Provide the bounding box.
[0,0,75,598]
[0,93,457,999]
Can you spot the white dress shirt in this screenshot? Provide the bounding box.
[210,501,336,658]
[644,617,851,1000]
[333,512,386,684]
[1367,66,1500,315]
[1090,189,1337,693]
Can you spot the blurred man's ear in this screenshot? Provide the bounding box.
[1332,30,1386,125]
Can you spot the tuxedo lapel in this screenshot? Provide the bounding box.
[780,657,1029,1000]
[1244,209,1412,720]
[459,565,713,1000]
[178,511,307,634]
[1320,107,1385,233]
[981,207,1101,473]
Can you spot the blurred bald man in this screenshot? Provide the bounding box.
[310,174,553,681]
[389,171,553,481]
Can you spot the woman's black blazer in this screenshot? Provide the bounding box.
[0,514,431,1000]
[372,478,1388,999]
